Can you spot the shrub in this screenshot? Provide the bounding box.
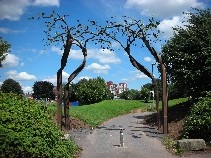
[0,92,78,158]
[181,92,211,142]
[76,77,109,105]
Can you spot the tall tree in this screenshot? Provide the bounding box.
[161,8,211,99]
[1,78,23,95]
[0,37,10,67]
[32,81,55,100]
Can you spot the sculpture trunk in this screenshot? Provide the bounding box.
[57,70,62,130]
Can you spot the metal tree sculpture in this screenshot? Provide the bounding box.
[35,11,98,130]
[93,16,167,132]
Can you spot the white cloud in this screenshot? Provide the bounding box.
[0,27,24,34]
[42,71,72,85]
[0,0,60,21]
[135,72,148,79]
[111,41,121,49]
[22,85,33,93]
[42,77,57,85]
[0,0,30,20]
[86,63,110,74]
[6,70,36,81]
[51,46,62,54]
[33,0,60,6]
[144,57,152,62]
[158,15,189,38]
[96,49,121,64]
[51,46,84,59]
[51,46,121,64]
[124,0,205,18]
[2,54,20,68]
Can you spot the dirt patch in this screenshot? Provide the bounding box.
[52,115,90,133]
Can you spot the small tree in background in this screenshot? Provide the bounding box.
[75,77,109,105]
[1,78,23,95]
[140,87,150,102]
[32,81,55,100]
[0,37,10,67]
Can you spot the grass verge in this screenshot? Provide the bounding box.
[70,100,148,127]
[47,98,188,127]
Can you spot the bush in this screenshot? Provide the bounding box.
[0,92,78,158]
[140,87,150,102]
[76,77,109,105]
[181,92,211,142]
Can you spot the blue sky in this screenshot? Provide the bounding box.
[0,0,210,93]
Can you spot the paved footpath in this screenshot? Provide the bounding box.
[70,112,211,158]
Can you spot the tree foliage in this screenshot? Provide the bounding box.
[1,78,23,95]
[74,77,109,105]
[0,92,78,157]
[0,37,10,67]
[140,87,151,102]
[119,89,141,100]
[161,8,211,98]
[32,81,55,99]
[141,79,185,100]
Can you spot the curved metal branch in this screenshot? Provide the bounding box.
[140,30,168,133]
[63,47,87,130]
[65,48,87,86]
[125,45,160,129]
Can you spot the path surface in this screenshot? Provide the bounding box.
[70,112,211,158]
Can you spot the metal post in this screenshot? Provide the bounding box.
[120,128,124,147]
[64,85,70,130]
[151,63,156,107]
[159,64,168,134]
[162,66,168,134]
[56,70,62,130]
[152,63,156,77]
